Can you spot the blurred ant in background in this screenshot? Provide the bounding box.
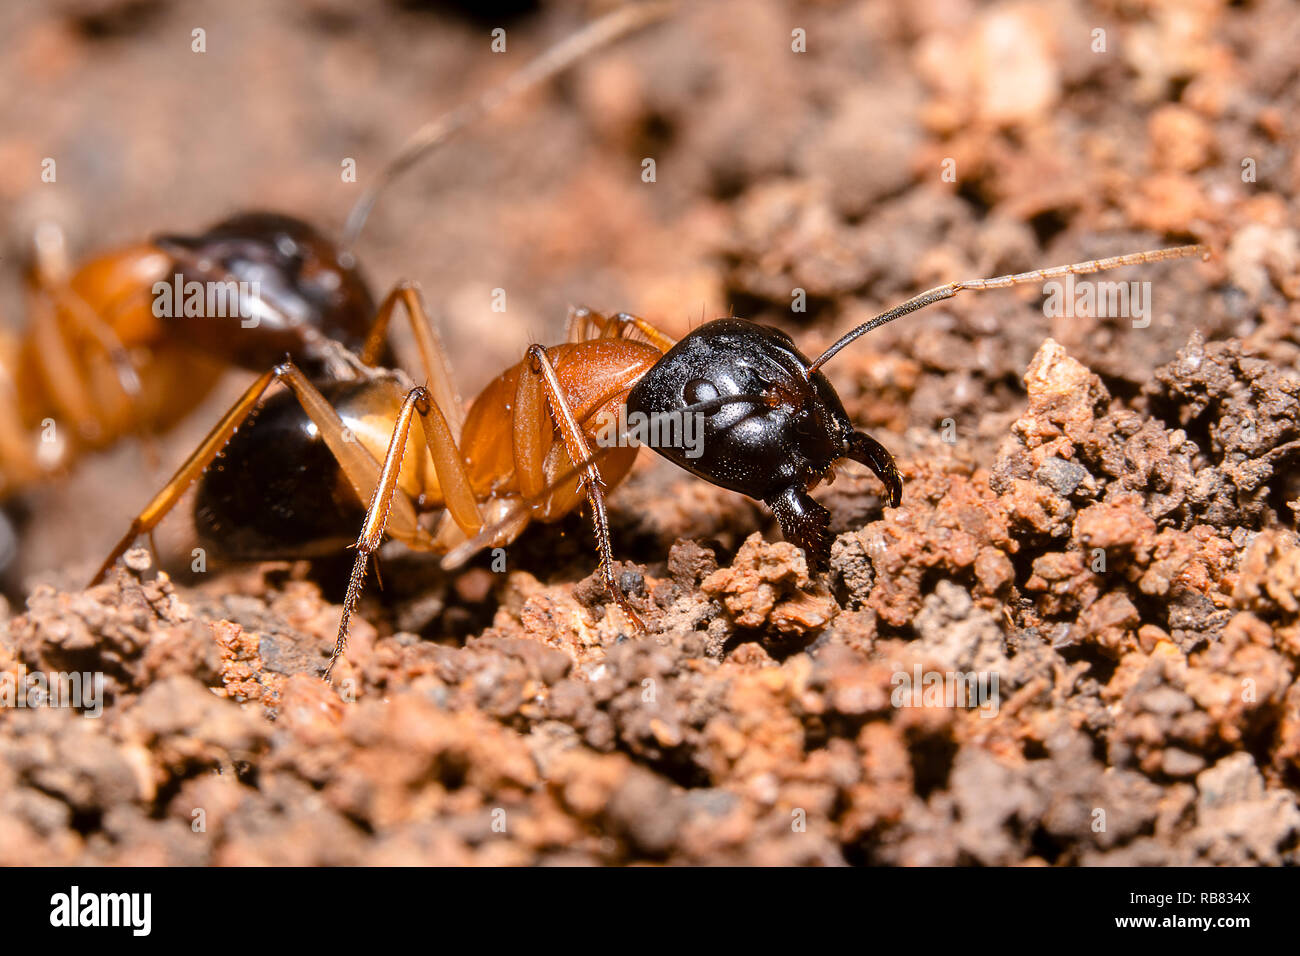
[1,212,377,498]
[0,3,669,575]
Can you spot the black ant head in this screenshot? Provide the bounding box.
[154,212,378,374]
[625,318,901,570]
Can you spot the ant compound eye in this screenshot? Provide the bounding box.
[683,378,718,406]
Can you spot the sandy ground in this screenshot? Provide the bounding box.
[0,0,1298,864]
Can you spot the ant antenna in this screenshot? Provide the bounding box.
[807,244,1209,374]
[342,1,676,250]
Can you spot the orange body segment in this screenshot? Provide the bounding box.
[5,243,226,486]
[458,338,662,521]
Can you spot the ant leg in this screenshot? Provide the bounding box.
[89,359,435,586]
[45,283,146,437]
[440,443,619,570]
[0,372,41,493]
[358,281,465,440]
[25,223,153,444]
[328,385,488,681]
[514,344,645,629]
[27,290,107,444]
[27,286,153,449]
[564,306,602,342]
[566,306,677,352]
[606,311,678,352]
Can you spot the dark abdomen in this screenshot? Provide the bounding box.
[194,381,370,560]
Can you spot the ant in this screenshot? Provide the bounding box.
[0,211,379,502]
[77,19,1208,686]
[0,4,667,501]
[91,236,1207,682]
